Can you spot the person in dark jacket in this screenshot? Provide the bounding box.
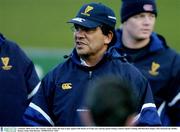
[0,33,40,126]
[23,2,161,126]
[109,0,180,126]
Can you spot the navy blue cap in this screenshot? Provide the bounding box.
[121,0,157,23]
[68,2,116,28]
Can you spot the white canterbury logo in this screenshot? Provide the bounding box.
[72,17,85,22]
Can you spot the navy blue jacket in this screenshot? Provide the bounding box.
[23,49,161,126]
[0,33,40,126]
[109,29,180,126]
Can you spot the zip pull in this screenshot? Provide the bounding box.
[89,71,92,79]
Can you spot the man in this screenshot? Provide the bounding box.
[109,0,180,126]
[23,2,161,126]
[81,76,138,126]
[0,33,40,126]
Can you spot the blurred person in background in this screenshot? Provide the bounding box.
[23,2,161,126]
[0,33,40,126]
[81,76,138,126]
[109,0,180,126]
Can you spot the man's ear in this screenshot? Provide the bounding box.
[104,31,113,45]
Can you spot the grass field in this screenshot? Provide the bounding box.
[0,0,180,76]
[1,0,180,50]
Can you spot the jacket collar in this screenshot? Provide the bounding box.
[0,33,5,46]
[70,48,113,67]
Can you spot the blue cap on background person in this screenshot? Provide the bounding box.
[121,0,157,23]
[68,2,116,28]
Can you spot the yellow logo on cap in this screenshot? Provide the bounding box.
[1,57,12,70]
[149,61,160,76]
[81,5,94,16]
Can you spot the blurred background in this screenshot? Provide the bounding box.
[0,0,180,78]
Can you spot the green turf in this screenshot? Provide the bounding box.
[0,0,180,51]
[0,0,180,76]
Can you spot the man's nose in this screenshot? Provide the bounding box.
[74,30,86,39]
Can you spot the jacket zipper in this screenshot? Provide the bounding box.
[88,71,92,79]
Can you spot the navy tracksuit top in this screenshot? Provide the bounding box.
[108,29,180,126]
[0,33,40,126]
[23,48,161,126]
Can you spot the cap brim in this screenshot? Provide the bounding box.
[67,17,101,28]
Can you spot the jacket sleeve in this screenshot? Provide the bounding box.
[158,68,180,126]
[25,62,41,101]
[23,73,55,126]
[135,81,162,126]
[15,43,40,101]
[127,65,162,126]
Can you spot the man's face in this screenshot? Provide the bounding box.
[73,24,110,57]
[123,12,156,40]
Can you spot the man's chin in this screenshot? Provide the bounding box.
[137,35,151,40]
[76,50,88,56]
[141,33,151,38]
